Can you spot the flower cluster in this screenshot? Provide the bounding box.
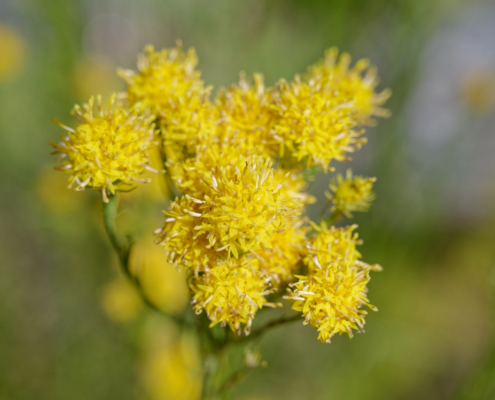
[50,94,159,202]
[51,42,389,342]
[285,223,382,343]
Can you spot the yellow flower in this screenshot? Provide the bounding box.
[271,76,366,169]
[304,223,362,273]
[288,260,380,343]
[252,217,309,287]
[50,94,159,202]
[213,73,278,159]
[308,47,391,124]
[271,48,390,170]
[286,222,381,342]
[101,278,143,323]
[0,24,27,83]
[190,259,270,335]
[141,326,201,400]
[130,240,189,315]
[156,154,302,270]
[326,169,375,218]
[119,43,214,160]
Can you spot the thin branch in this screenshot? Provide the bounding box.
[102,191,188,326]
[216,365,252,396]
[228,313,301,347]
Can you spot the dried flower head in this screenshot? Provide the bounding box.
[326,169,376,218]
[50,94,158,202]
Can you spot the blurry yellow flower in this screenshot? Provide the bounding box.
[326,169,375,218]
[101,278,143,322]
[119,43,214,159]
[36,166,84,212]
[130,240,189,315]
[142,329,201,400]
[460,69,495,114]
[190,259,270,334]
[286,223,381,342]
[50,94,159,202]
[0,24,27,83]
[156,155,302,270]
[308,47,391,124]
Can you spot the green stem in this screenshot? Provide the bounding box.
[216,365,251,397]
[325,210,344,226]
[102,191,187,326]
[228,314,301,347]
[157,134,178,201]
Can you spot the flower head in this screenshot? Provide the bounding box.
[252,217,309,287]
[288,260,381,343]
[119,43,214,160]
[156,154,302,270]
[271,48,390,170]
[326,169,376,218]
[213,73,278,159]
[304,223,363,273]
[308,47,391,124]
[286,222,381,343]
[190,260,270,335]
[50,94,158,202]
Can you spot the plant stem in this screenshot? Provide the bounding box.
[229,314,301,347]
[102,191,187,326]
[157,134,178,200]
[216,365,251,396]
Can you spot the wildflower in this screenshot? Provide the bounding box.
[142,328,201,400]
[271,49,390,170]
[252,218,309,287]
[304,223,363,272]
[326,169,375,218]
[156,155,302,269]
[119,43,214,159]
[130,241,189,315]
[50,94,159,202]
[287,260,381,343]
[286,222,381,342]
[190,260,270,335]
[0,24,27,82]
[307,47,391,124]
[213,73,278,159]
[101,278,143,323]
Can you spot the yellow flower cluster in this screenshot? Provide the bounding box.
[190,259,270,334]
[118,43,213,161]
[50,94,158,202]
[270,48,390,170]
[286,224,382,343]
[51,42,388,341]
[326,169,376,218]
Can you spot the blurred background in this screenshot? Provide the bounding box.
[1,0,495,399]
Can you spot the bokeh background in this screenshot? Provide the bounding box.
[2,0,495,399]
